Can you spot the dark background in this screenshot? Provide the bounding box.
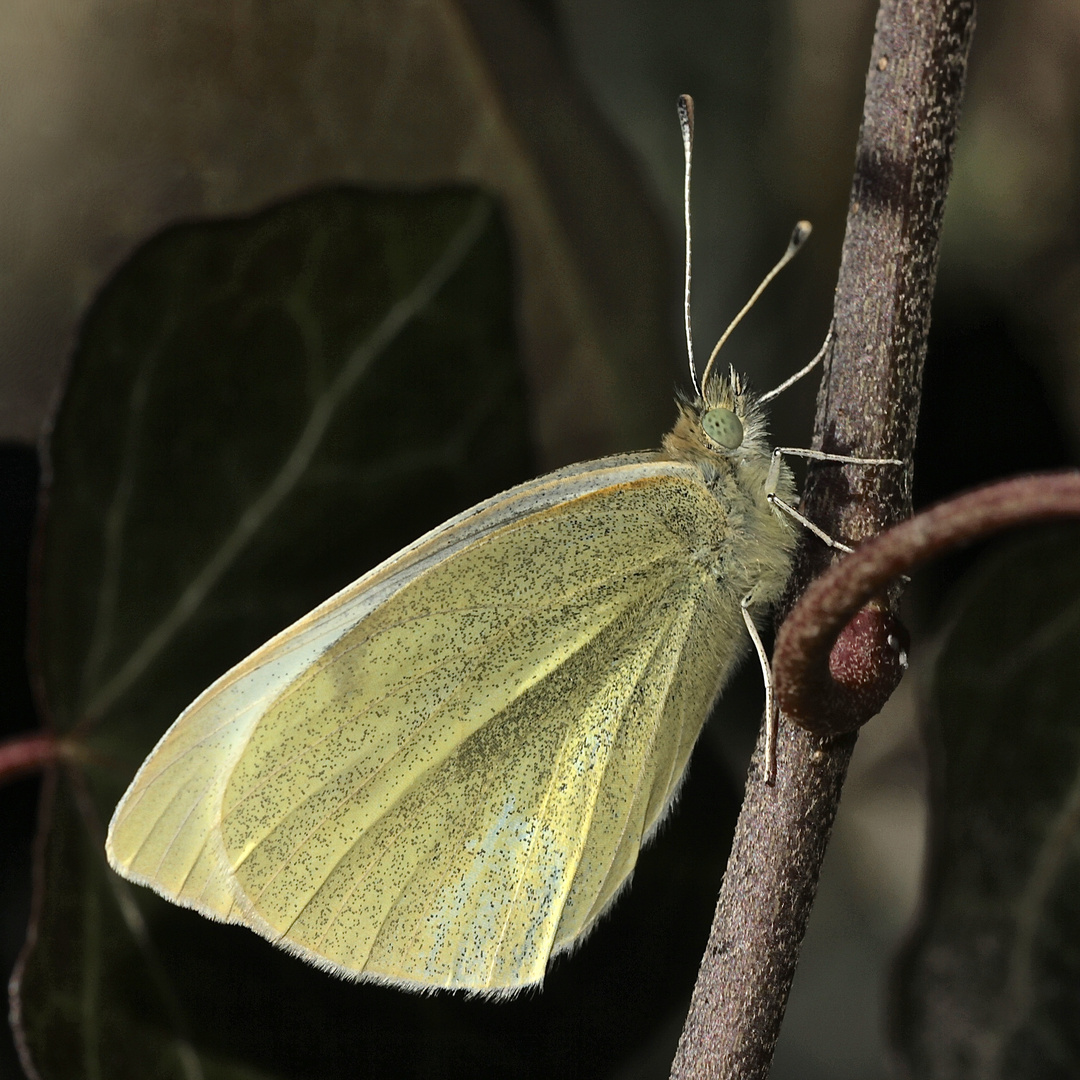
[2,1,1078,1077]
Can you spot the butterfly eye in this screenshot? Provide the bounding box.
[702,407,744,449]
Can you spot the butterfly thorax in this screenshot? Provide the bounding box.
[661,368,798,613]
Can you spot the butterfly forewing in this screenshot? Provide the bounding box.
[106,454,672,909]
[219,472,737,989]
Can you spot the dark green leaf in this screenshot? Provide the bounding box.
[893,526,1080,1080]
[16,181,722,1080]
[39,186,529,749]
[18,185,535,1079]
[11,772,283,1080]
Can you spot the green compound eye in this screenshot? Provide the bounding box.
[702,407,743,449]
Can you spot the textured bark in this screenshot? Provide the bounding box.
[670,2,976,1077]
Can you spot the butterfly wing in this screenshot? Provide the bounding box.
[107,454,752,994]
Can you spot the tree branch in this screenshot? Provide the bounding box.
[670,2,976,1077]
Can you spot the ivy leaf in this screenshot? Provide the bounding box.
[12,773,284,1080]
[14,186,532,1080]
[893,526,1080,1080]
[37,187,527,751]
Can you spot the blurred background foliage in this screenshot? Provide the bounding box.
[1,0,1078,1077]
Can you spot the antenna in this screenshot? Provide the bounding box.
[758,327,831,405]
[677,95,698,395]
[698,221,813,393]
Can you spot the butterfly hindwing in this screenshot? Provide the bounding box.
[108,455,755,992]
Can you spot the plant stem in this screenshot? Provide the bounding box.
[0,733,61,788]
[670,2,976,1077]
[774,472,1080,732]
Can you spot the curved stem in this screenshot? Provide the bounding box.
[775,472,1080,732]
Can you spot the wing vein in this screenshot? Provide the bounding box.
[575,594,700,934]
[485,581,681,982]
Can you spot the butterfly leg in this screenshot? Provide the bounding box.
[767,495,856,554]
[741,595,779,785]
[766,452,916,594]
[773,446,902,470]
[767,446,902,500]
[765,446,903,552]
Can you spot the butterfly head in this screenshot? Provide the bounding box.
[664,365,771,469]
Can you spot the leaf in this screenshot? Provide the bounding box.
[37,187,527,746]
[14,181,728,1080]
[15,185,535,1079]
[892,525,1080,1080]
[11,772,284,1080]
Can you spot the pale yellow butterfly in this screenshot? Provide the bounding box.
[105,96,887,995]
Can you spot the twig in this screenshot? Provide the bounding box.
[669,2,976,1077]
[775,472,1080,731]
[0,732,62,787]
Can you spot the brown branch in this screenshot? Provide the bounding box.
[670,2,976,1077]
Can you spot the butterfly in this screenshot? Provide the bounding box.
[105,95,891,995]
